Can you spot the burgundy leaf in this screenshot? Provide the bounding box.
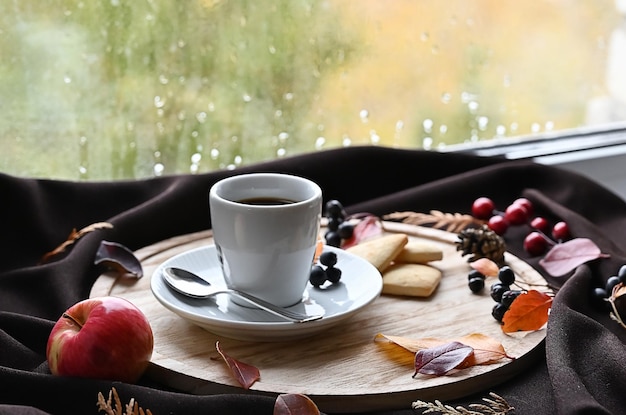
[413,341,474,376]
[215,341,260,389]
[539,238,609,277]
[94,240,143,278]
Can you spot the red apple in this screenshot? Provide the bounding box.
[46,296,154,383]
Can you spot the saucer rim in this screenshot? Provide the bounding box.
[150,244,383,338]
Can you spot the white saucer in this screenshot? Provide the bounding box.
[150,245,382,341]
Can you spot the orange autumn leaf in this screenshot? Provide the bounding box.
[502,290,552,333]
[470,258,500,277]
[375,333,511,366]
[274,394,320,415]
[454,333,513,365]
[215,341,260,389]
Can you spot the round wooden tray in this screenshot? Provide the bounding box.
[90,222,549,413]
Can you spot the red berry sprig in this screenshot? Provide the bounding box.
[471,196,570,257]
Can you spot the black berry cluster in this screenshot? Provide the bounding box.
[467,265,524,323]
[324,200,354,247]
[471,196,570,257]
[592,264,626,309]
[309,251,342,287]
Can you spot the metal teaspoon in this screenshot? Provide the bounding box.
[162,267,323,323]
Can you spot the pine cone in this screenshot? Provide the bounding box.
[456,225,506,265]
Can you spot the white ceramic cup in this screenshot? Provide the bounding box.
[209,173,322,307]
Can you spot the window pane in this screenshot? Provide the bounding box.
[1,0,622,179]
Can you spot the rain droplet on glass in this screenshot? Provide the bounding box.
[153,163,164,176]
[242,94,252,102]
[268,45,276,54]
[234,155,243,165]
[441,92,451,104]
[369,130,380,144]
[276,148,287,157]
[342,135,352,147]
[531,122,541,133]
[478,116,488,131]
[154,96,165,108]
[461,92,477,103]
[395,120,404,131]
[468,101,479,113]
[284,92,294,101]
[63,76,71,84]
[359,109,369,122]
[545,121,554,131]
[422,137,433,150]
[278,132,289,141]
[421,32,429,42]
[440,125,448,134]
[315,137,326,149]
[210,148,219,160]
[423,119,433,133]
[196,112,207,123]
[159,74,169,85]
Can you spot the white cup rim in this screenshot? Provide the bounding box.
[209,173,322,209]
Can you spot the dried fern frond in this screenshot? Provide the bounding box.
[383,211,482,233]
[412,392,514,415]
[97,387,153,415]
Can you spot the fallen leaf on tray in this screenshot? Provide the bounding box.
[375,332,511,366]
[94,240,143,278]
[470,258,500,277]
[341,215,383,248]
[274,394,320,415]
[502,290,553,333]
[215,341,260,389]
[413,341,474,376]
[539,237,609,277]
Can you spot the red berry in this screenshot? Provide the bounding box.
[530,217,549,232]
[505,204,529,225]
[552,221,570,241]
[524,231,548,256]
[513,198,533,216]
[472,197,495,220]
[488,215,509,235]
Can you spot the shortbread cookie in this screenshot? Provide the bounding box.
[382,263,443,297]
[395,240,443,264]
[346,233,408,273]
